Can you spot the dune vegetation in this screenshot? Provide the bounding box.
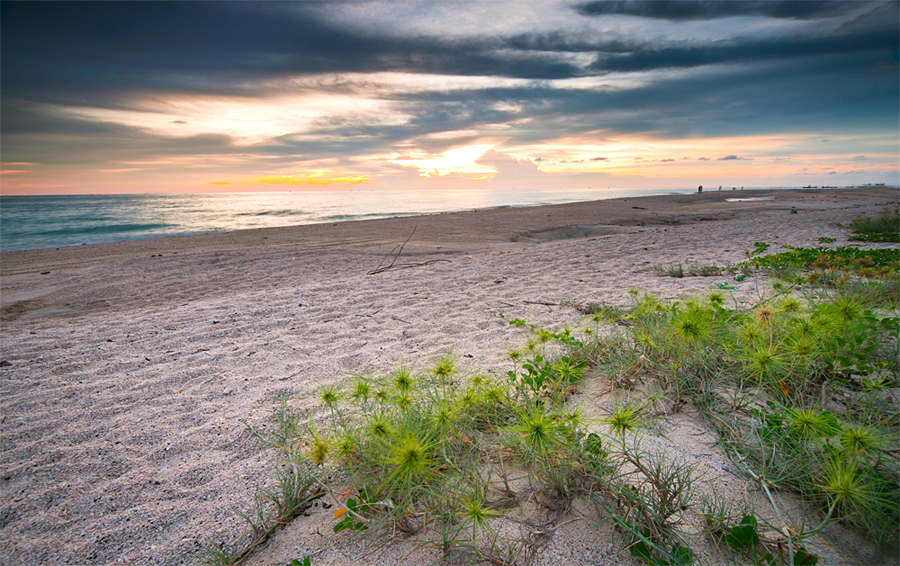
[200,223,899,566]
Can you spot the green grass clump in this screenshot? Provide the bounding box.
[845,206,900,243]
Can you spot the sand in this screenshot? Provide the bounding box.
[1,187,896,565]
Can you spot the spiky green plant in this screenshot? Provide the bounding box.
[741,343,790,386]
[306,423,330,466]
[511,403,562,460]
[668,302,712,346]
[602,398,651,437]
[457,483,499,542]
[349,376,371,405]
[707,290,726,308]
[319,384,341,410]
[367,412,393,440]
[392,363,416,393]
[840,423,885,458]
[431,352,457,380]
[818,456,878,520]
[387,433,434,484]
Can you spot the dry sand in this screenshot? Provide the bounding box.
[1,187,897,565]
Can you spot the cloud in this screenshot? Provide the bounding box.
[576,1,861,21]
[853,155,869,160]
[718,155,744,160]
[1,1,897,194]
[0,2,582,104]
[231,174,368,186]
[473,149,547,187]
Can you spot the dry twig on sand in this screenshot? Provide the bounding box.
[367,226,451,275]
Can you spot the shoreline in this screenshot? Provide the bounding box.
[2,187,893,279]
[0,187,896,565]
[0,185,851,253]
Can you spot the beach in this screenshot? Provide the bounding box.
[1,187,896,565]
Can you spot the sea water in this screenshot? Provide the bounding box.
[2,186,736,251]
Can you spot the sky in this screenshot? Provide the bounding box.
[1,0,898,195]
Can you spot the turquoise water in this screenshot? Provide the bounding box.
[2,186,727,251]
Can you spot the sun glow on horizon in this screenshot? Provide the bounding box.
[390,144,497,177]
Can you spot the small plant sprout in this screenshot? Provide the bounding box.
[333,430,357,460]
[560,403,586,433]
[394,391,413,410]
[374,386,390,403]
[535,328,556,346]
[830,295,863,323]
[786,407,840,440]
[430,400,455,432]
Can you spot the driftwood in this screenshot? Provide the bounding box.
[367,226,451,275]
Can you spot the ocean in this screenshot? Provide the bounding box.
[2,186,754,251]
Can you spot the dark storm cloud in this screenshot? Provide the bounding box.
[391,44,896,142]
[506,3,898,74]
[0,1,577,104]
[576,1,860,20]
[590,26,898,73]
[6,0,891,105]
